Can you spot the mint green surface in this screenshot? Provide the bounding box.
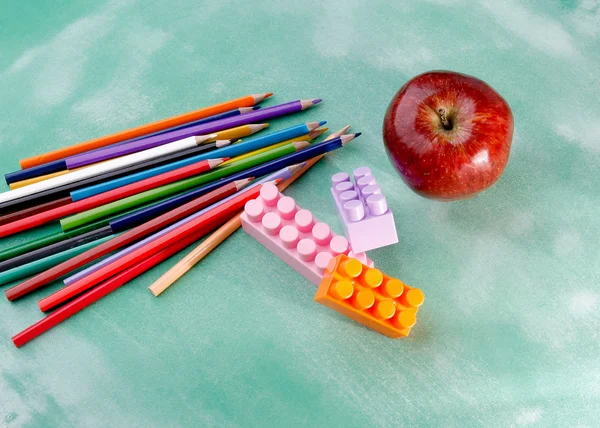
[1,0,599,426]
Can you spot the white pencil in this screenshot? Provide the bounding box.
[0,133,219,204]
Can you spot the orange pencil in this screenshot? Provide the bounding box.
[20,93,272,169]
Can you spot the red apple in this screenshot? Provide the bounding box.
[383,70,514,201]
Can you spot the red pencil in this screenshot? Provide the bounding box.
[37,183,265,312]
[0,157,226,239]
[5,179,251,301]
[12,222,219,347]
[0,197,72,226]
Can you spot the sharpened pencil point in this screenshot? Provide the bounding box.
[249,123,269,134]
[252,93,273,103]
[308,128,328,140]
[234,178,254,190]
[354,132,362,138]
[208,158,228,168]
[318,120,327,126]
[300,99,322,110]
[252,106,261,110]
[324,125,351,142]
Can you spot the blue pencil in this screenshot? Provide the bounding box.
[4,160,66,185]
[64,165,299,286]
[70,121,326,201]
[4,107,259,186]
[109,134,359,232]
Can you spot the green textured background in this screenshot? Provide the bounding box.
[1,0,599,426]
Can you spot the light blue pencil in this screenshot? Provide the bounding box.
[70,122,325,201]
[62,164,304,286]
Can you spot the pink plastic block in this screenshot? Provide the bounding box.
[330,167,398,253]
[241,183,373,286]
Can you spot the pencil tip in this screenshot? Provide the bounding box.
[313,98,322,105]
[251,93,273,103]
[249,123,269,134]
[252,105,261,110]
[209,158,228,167]
[354,132,362,138]
[318,120,327,126]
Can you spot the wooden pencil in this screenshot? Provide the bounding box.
[37,183,267,312]
[0,158,225,238]
[219,127,328,166]
[0,196,72,226]
[63,167,299,286]
[4,106,260,189]
[65,99,321,169]
[12,226,212,347]
[1,125,265,213]
[60,141,309,231]
[70,122,317,201]
[0,134,224,205]
[5,180,250,301]
[19,93,272,169]
[0,226,113,273]
[148,126,351,296]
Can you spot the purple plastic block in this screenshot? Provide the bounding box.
[241,183,373,286]
[330,167,398,253]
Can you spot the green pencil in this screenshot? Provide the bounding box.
[0,235,113,286]
[0,205,149,263]
[60,141,309,231]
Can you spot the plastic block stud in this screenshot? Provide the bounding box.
[241,183,373,286]
[315,254,424,338]
[330,167,398,253]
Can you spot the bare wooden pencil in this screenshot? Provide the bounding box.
[148,126,351,296]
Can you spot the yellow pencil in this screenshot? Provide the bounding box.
[10,169,72,189]
[220,127,328,166]
[209,123,268,142]
[148,125,351,297]
[8,123,269,189]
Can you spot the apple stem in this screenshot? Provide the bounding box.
[437,108,452,130]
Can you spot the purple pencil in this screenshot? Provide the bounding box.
[66,99,321,169]
[61,164,301,286]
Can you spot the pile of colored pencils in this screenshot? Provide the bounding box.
[0,93,360,347]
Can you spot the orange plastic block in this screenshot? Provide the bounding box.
[315,255,424,338]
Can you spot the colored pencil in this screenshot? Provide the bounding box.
[0,226,113,273]
[104,133,356,233]
[61,141,308,231]
[0,236,114,287]
[5,180,249,301]
[6,107,259,187]
[12,226,210,347]
[148,126,350,296]
[65,166,299,286]
[0,196,72,226]
[0,212,127,263]
[0,134,224,205]
[0,158,225,239]
[8,128,349,347]
[0,125,265,213]
[65,99,321,169]
[5,160,66,185]
[19,93,272,169]
[219,127,327,166]
[37,183,267,312]
[70,122,322,201]
[10,169,72,189]
[142,106,259,135]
